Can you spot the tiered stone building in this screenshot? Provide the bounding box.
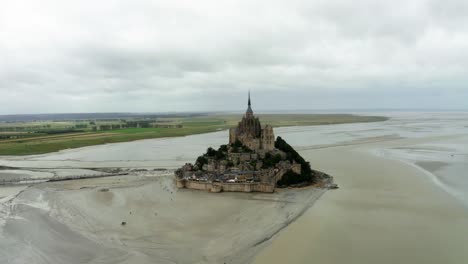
[175,92,308,193]
[229,92,275,151]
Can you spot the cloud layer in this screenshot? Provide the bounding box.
[1,0,467,114]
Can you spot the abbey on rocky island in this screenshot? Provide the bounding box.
[175,92,330,193]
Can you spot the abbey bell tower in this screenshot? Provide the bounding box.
[229,92,275,151]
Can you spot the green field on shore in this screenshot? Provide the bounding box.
[0,114,388,155]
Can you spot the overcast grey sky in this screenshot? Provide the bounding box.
[1,0,467,114]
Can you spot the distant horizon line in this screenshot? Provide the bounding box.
[1,108,468,117]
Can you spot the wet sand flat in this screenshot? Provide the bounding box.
[0,173,325,264]
[254,143,468,264]
[1,112,468,263]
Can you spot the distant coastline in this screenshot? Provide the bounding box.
[0,114,388,156]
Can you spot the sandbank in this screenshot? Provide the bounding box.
[254,138,468,264]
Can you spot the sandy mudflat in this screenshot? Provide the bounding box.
[254,140,468,264]
[0,173,325,264]
[1,112,468,263]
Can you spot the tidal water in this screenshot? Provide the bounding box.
[1,112,467,206]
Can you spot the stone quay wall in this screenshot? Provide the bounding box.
[176,179,275,193]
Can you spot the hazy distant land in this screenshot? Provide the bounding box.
[0,113,387,155]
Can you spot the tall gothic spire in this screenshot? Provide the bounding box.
[246,90,253,116]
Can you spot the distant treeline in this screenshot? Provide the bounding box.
[0,120,185,137]
[0,125,51,132]
[0,112,207,122]
[96,122,183,131]
[40,129,85,135]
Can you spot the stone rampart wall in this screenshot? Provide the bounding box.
[176,179,274,193]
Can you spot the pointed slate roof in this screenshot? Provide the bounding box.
[246,91,253,115]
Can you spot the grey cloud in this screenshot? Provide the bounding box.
[1,0,468,114]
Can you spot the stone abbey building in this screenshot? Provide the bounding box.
[174,92,330,193]
[229,92,275,151]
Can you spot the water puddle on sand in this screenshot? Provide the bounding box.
[374,135,468,208]
[0,170,54,181]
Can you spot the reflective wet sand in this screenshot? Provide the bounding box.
[1,112,468,263]
[0,173,325,264]
[254,135,468,264]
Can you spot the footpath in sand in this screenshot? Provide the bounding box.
[254,137,468,264]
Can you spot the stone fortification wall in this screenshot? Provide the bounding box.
[176,179,274,193]
[220,182,274,193]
